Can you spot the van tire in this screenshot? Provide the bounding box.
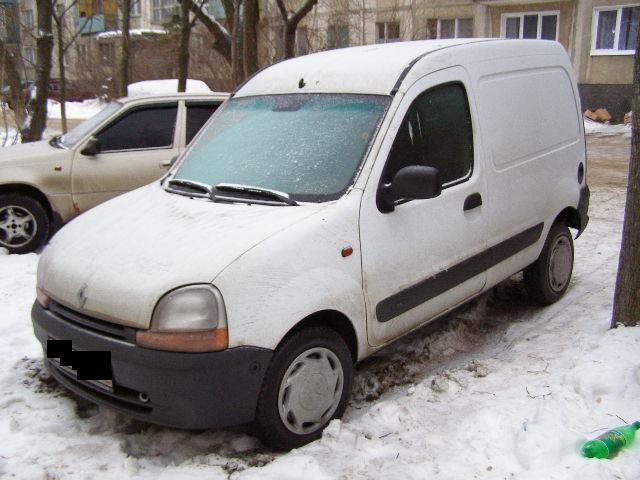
[255,327,353,450]
[0,194,50,254]
[524,223,574,305]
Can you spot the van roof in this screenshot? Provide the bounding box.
[235,39,565,97]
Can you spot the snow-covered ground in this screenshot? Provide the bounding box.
[47,98,107,120]
[584,118,632,137]
[0,144,638,478]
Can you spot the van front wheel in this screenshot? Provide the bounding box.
[255,327,353,450]
[524,223,574,304]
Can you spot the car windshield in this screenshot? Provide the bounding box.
[173,94,390,202]
[59,101,123,147]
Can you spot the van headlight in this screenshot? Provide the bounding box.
[136,285,228,352]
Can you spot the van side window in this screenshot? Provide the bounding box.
[383,83,473,187]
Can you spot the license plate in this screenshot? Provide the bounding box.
[50,357,114,393]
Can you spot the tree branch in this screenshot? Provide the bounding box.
[178,0,231,62]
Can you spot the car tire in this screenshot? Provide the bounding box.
[524,223,574,305]
[255,326,353,450]
[0,194,50,254]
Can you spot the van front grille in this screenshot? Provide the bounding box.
[49,301,136,343]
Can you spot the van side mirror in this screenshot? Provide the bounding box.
[81,137,101,156]
[378,165,442,213]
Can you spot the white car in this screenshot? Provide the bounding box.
[32,39,589,449]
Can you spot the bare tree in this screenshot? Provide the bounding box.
[118,0,131,97]
[180,0,231,62]
[0,38,25,146]
[275,0,318,60]
[612,33,640,327]
[177,0,199,91]
[243,0,258,77]
[22,0,54,143]
[52,0,83,133]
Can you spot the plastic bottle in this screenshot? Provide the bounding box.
[581,421,640,459]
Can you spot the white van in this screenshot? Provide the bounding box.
[32,39,589,449]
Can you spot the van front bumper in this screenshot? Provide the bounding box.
[31,301,273,429]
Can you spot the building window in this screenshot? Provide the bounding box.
[501,12,559,41]
[22,9,34,29]
[152,0,179,24]
[376,22,400,43]
[98,42,115,64]
[427,18,473,39]
[592,6,640,54]
[131,0,141,16]
[24,47,36,66]
[327,24,349,49]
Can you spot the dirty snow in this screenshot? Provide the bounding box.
[0,151,639,479]
[584,118,632,137]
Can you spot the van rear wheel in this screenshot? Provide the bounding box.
[255,327,353,450]
[524,223,574,304]
[0,194,50,254]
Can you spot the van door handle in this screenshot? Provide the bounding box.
[464,193,482,211]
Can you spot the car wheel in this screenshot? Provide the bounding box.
[0,194,50,254]
[524,223,574,305]
[255,327,353,450]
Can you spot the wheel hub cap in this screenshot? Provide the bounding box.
[0,206,37,248]
[278,347,344,435]
[548,236,572,292]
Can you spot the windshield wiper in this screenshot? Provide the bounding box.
[215,183,298,206]
[166,178,213,198]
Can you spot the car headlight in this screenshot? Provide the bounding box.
[136,285,228,352]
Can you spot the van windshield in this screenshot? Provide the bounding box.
[173,94,389,202]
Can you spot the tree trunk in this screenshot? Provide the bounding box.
[611,34,640,327]
[275,0,318,61]
[283,24,296,59]
[119,0,131,97]
[55,18,68,133]
[230,0,243,86]
[0,38,25,128]
[243,0,258,78]
[177,0,190,92]
[22,0,54,143]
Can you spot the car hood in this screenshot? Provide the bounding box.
[38,182,328,329]
[0,139,68,167]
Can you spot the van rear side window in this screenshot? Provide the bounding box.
[382,83,474,187]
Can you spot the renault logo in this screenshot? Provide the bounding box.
[77,284,88,308]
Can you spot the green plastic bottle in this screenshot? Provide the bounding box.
[581,421,640,459]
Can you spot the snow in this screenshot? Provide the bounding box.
[0,127,20,146]
[0,146,639,479]
[96,29,167,39]
[47,98,107,119]
[127,79,212,97]
[584,118,632,137]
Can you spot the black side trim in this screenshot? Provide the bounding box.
[376,222,544,322]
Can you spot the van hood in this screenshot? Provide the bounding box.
[38,183,327,329]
